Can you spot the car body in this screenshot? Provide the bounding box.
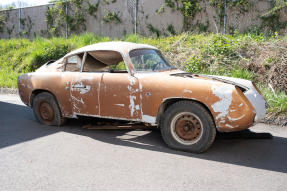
[17,41,266,152]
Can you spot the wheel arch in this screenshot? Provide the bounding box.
[156,98,215,125]
[30,89,59,108]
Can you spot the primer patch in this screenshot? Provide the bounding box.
[211,83,234,122]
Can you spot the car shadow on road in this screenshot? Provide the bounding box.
[1,101,287,174]
[0,101,61,148]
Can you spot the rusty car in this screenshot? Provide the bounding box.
[17,41,266,153]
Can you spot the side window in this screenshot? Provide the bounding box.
[109,61,127,72]
[82,53,109,72]
[65,55,82,72]
[83,51,127,73]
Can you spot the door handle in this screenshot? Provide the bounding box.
[72,84,86,89]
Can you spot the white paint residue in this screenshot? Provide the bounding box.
[238,103,243,107]
[142,115,156,124]
[128,76,136,85]
[80,85,91,94]
[211,83,234,122]
[135,105,140,110]
[227,114,245,122]
[138,82,143,117]
[225,124,234,128]
[129,95,136,116]
[71,82,91,94]
[115,104,124,107]
[73,103,80,112]
[206,74,267,123]
[71,94,84,104]
[244,88,266,122]
[183,89,193,94]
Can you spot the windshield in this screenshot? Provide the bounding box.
[129,49,176,72]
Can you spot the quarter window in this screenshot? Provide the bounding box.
[65,55,83,72]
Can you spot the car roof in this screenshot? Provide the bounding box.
[64,41,158,58]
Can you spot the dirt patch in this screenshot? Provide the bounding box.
[264,113,287,127]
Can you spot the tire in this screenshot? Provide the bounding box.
[160,101,216,153]
[32,92,65,126]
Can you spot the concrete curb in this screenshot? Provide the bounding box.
[0,88,18,95]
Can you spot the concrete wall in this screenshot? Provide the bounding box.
[0,0,287,39]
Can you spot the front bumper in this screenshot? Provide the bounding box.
[243,87,266,123]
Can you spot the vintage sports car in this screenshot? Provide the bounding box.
[18,42,266,153]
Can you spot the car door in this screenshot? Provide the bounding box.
[59,54,83,117]
[69,52,102,116]
[99,73,141,120]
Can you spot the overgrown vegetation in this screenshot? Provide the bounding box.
[0,14,5,33]
[102,10,121,23]
[46,0,100,37]
[0,33,286,121]
[159,0,253,32]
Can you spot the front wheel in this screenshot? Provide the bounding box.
[32,92,65,126]
[160,101,216,153]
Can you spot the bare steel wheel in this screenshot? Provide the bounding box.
[33,92,65,126]
[160,101,216,153]
[171,112,203,145]
[39,102,55,123]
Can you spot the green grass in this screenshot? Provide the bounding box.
[0,32,286,116]
[260,86,287,115]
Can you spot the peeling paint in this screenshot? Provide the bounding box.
[225,124,234,128]
[129,95,136,117]
[80,85,91,94]
[211,83,234,122]
[115,104,125,107]
[183,89,193,94]
[227,114,246,122]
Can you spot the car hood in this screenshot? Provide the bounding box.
[169,71,253,91]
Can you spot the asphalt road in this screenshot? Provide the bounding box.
[0,94,287,191]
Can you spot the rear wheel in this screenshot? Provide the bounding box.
[160,101,216,153]
[33,92,65,126]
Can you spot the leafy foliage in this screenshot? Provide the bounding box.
[0,14,5,33]
[46,0,99,37]
[103,11,121,23]
[147,24,161,37]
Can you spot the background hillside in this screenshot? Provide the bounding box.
[0,32,286,124]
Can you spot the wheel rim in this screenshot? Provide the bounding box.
[170,112,203,145]
[39,102,54,123]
